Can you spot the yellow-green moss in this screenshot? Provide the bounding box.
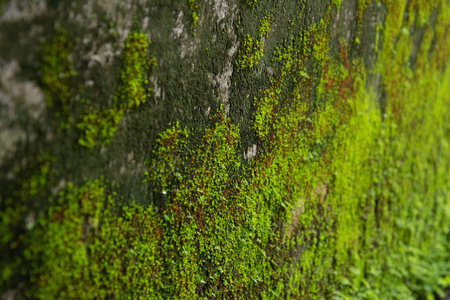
[41,27,78,115]
[77,31,156,148]
[258,13,272,39]
[188,0,199,34]
[355,0,371,42]
[24,179,162,299]
[159,111,272,298]
[3,1,450,299]
[244,0,262,8]
[144,121,189,192]
[0,153,55,288]
[76,107,124,148]
[116,31,156,109]
[236,14,273,70]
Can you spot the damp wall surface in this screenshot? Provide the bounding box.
[1,0,449,299]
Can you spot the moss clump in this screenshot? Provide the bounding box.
[244,0,262,8]
[158,111,272,298]
[24,180,162,299]
[235,34,264,70]
[0,153,55,289]
[252,88,278,140]
[76,107,124,148]
[144,121,189,192]
[41,29,155,148]
[257,13,272,39]
[355,0,371,42]
[236,14,272,70]
[116,31,156,109]
[77,31,156,148]
[246,12,366,298]
[188,0,199,34]
[41,27,78,115]
[2,0,450,299]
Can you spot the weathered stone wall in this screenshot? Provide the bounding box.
[1,0,449,299]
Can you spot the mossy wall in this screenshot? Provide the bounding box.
[0,0,449,299]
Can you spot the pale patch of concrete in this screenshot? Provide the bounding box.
[87,43,115,68]
[209,0,239,116]
[172,10,185,40]
[151,77,163,104]
[172,9,201,63]
[0,60,46,165]
[244,144,257,160]
[1,0,47,21]
[74,0,136,73]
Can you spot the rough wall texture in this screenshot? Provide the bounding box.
[0,0,449,299]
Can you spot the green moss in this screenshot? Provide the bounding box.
[236,14,273,70]
[355,0,371,42]
[257,13,272,38]
[158,111,273,298]
[77,31,156,148]
[252,88,278,140]
[76,107,124,148]
[116,31,156,109]
[0,153,55,289]
[244,0,262,8]
[235,34,264,70]
[338,1,450,298]
[2,1,450,299]
[41,27,78,114]
[20,154,54,198]
[144,121,189,192]
[41,29,155,148]
[24,179,162,299]
[188,0,199,34]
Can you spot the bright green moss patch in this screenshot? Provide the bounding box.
[144,122,189,192]
[236,14,272,70]
[41,29,156,148]
[235,34,264,70]
[116,31,156,109]
[258,13,272,38]
[77,31,156,148]
[24,179,162,299]
[188,0,199,33]
[159,112,271,298]
[246,13,370,298]
[252,88,278,140]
